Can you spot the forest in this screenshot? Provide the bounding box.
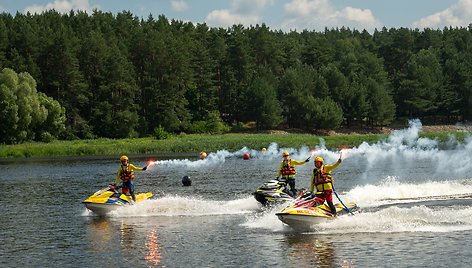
[0,10,471,144]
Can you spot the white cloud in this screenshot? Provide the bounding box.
[205,0,273,28]
[232,0,274,13]
[281,0,382,32]
[171,0,188,12]
[24,0,96,14]
[206,9,260,27]
[412,0,472,29]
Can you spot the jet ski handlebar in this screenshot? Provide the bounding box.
[109,184,122,191]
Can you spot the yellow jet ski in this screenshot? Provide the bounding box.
[276,192,359,229]
[83,185,153,216]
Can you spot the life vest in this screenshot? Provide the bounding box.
[281,159,296,176]
[312,166,333,186]
[120,165,135,181]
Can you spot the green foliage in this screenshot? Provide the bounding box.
[188,121,208,134]
[278,64,317,129]
[310,98,344,129]
[39,132,55,143]
[243,68,283,129]
[398,48,443,117]
[205,110,230,134]
[0,68,66,144]
[153,126,172,140]
[188,111,230,134]
[0,131,467,159]
[3,11,472,143]
[37,92,66,137]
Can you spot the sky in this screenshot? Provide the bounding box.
[1,0,472,32]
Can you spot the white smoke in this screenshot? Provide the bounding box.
[146,119,471,181]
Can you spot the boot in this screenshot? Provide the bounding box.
[327,201,337,217]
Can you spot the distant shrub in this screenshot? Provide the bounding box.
[206,111,230,134]
[153,126,171,140]
[188,111,230,134]
[39,132,55,143]
[188,121,208,134]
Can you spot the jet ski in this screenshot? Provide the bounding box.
[276,192,359,229]
[253,178,298,206]
[83,185,153,216]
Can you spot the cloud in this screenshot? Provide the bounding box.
[24,0,96,14]
[171,0,188,12]
[281,0,382,32]
[412,0,472,29]
[205,0,273,28]
[206,10,260,27]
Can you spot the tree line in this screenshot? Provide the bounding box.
[0,10,471,144]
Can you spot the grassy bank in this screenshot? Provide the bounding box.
[0,131,468,159]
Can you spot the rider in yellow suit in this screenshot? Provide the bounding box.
[309,156,341,216]
[276,151,310,196]
[115,155,147,201]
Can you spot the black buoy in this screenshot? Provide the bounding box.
[182,175,192,186]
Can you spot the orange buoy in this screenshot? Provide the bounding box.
[199,151,207,159]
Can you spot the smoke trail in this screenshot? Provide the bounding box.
[145,119,471,181]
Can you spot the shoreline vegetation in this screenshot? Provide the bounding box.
[3,13,472,147]
[0,129,469,159]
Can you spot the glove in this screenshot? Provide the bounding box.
[142,166,147,171]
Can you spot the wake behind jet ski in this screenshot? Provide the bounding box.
[276,192,359,229]
[253,178,298,206]
[83,185,153,216]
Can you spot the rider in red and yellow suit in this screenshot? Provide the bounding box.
[115,155,147,201]
[277,151,309,196]
[310,156,341,216]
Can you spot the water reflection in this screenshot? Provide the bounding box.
[145,229,164,267]
[119,222,136,251]
[88,218,114,252]
[87,218,165,267]
[284,234,355,267]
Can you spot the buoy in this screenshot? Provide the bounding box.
[182,175,192,186]
[199,151,207,159]
[243,153,250,160]
[262,147,267,153]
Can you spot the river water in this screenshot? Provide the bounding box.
[1,121,472,267]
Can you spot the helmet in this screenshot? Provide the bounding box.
[282,151,289,157]
[315,156,324,163]
[120,155,129,162]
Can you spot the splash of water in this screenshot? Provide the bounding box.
[109,195,260,217]
[314,205,472,234]
[345,177,472,207]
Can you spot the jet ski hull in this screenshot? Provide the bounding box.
[277,213,332,227]
[253,179,298,206]
[254,190,294,206]
[276,201,359,229]
[83,186,152,216]
[83,202,123,216]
